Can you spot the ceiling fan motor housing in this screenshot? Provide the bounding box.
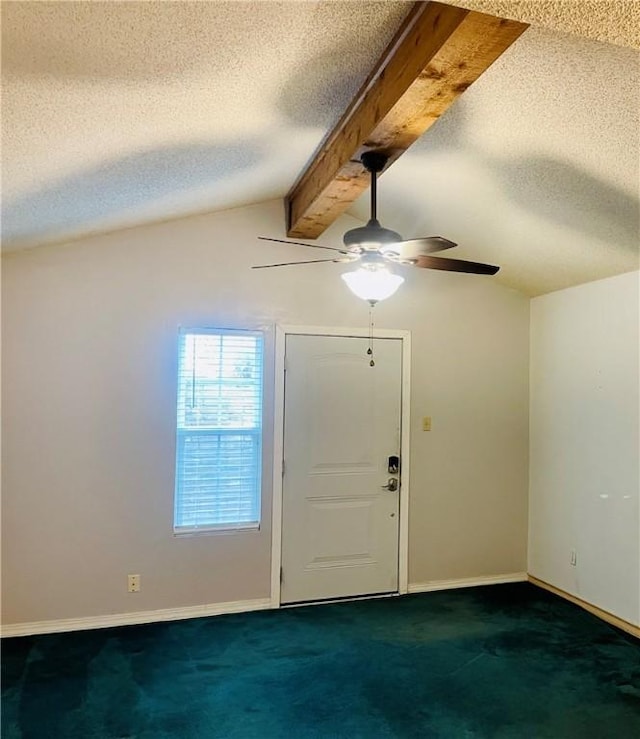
[343,219,402,249]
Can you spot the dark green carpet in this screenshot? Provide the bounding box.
[2,583,639,738]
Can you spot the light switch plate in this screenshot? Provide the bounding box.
[422,416,432,432]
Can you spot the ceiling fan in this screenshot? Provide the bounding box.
[254,150,499,303]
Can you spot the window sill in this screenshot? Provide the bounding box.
[173,523,260,538]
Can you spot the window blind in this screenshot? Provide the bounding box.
[174,329,263,532]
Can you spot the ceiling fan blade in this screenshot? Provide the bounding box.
[258,236,349,255]
[415,255,500,275]
[396,236,457,253]
[251,258,340,269]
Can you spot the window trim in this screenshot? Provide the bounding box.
[173,327,264,535]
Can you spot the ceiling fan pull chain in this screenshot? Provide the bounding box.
[368,303,375,367]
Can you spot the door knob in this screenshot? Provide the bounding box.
[381,478,398,492]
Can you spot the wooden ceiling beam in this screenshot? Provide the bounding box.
[285,1,528,239]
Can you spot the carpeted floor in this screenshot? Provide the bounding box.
[2,583,639,738]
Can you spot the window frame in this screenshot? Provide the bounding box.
[173,327,265,536]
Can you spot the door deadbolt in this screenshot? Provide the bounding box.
[381,478,398,492]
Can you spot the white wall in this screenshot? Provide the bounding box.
[1,200,530,626]
[529,271,640,626]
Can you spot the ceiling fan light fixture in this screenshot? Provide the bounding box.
[341,265,404,304]
[379,242,401,256]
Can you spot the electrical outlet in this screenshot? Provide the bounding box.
[570,550,577,566]
[128,574,141,593]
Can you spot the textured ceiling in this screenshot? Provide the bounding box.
[2,1,411,246]
[2,1,638,295]
[441,0,640,49]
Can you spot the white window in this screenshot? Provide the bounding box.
[174,328,263,533]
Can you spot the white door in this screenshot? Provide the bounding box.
[280,334,403,604]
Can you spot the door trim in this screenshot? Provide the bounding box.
[270,325,411,608]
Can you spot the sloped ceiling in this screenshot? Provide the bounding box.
[1,1,411,247]
[2,1,638,295]
[441,0,639,49]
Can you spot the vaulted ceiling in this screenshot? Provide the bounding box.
[2,1,638,295]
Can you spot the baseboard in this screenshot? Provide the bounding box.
[528,575,640,639]
[1,597,273,638]
[9,575,635,639]
[408,572,527,594]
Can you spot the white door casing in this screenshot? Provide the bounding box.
[272,328,410,605]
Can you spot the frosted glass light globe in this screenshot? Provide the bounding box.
[341,266,404,303]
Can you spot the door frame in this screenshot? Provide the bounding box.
[270,324,411,608]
